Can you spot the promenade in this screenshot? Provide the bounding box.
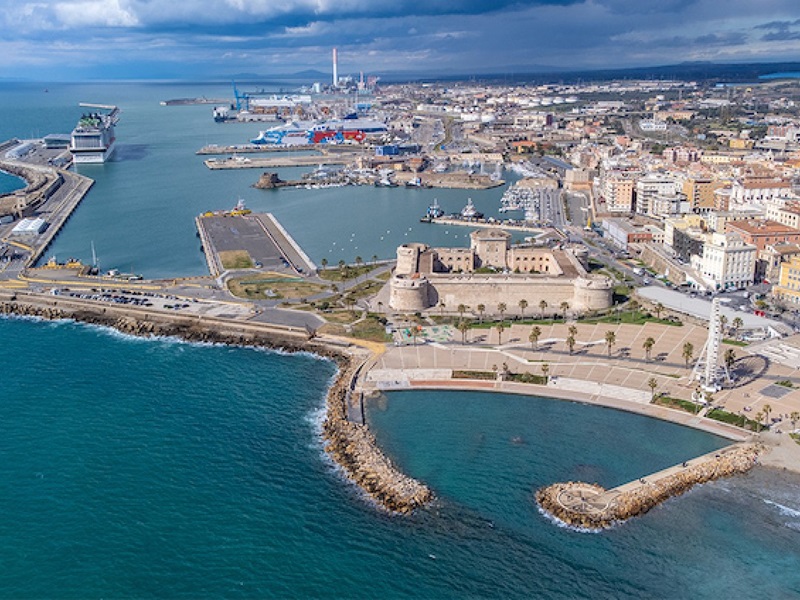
[360,320,800,459]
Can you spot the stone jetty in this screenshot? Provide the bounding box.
[322,363,433,513]
[535,443,764,530]
[0,292,433,515]
[253,172,304,189]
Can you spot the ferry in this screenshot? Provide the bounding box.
[69,103,119,164]
[251,118,387,146]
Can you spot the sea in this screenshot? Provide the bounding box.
[1,81,799,598]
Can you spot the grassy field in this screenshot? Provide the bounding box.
[218,250,253,270]
[227,275,328,300]
[653,395,700,414]
[706,408,763,430]
[318,265,379,282]
[351,315,392,342]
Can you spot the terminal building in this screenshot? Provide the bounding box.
[388,228,613,316]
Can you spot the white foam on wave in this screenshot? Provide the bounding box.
[764,499,800,519]
[536,505,606,534]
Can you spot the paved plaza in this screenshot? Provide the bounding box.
[368,320,800,432]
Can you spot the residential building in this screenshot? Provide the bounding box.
[682,177,723,212]
[693,232,756,290]
[725,220,800,252]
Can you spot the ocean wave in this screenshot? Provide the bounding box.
[536,505,605,534]
[764,499,800,519]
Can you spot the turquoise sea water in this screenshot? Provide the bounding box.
[1,81,800,597]
[2,317,799,599]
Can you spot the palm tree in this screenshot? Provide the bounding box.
[519,299,528,321]
[496,322,505,345]
[723,347,736,372]
[477,303,486,323]
[647,376,658,401]
[541,363,550,381]
[682,342,694,368]
[566,334,576,355]
[719,314,728,334]
[497,302,507,322]
[790,411,799,429]
[371,254,378,266]
[643,336,655,361]
[653,302,664,319]
[568,324,577,338]
[529,325,541,349]
[457,303,467,319]
[560,301,570,320]
[411,326,419,346]
[539,299,548,318]
[321,257,328,270]
[731,316,743,335]
[458,320,470,344]
[763,403,772,427]
[338,259,346,271]
[628,299,640,318]
[604,330,616,356]
[754,411,764,432]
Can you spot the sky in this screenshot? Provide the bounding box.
[2,0,800,80]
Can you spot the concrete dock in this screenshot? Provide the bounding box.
[204,154,358,170]
[196,211,315,277]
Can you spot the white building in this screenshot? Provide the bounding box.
[693,232,756,291]
[635,174,682,217]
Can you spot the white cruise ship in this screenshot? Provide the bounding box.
[70,103,120,164]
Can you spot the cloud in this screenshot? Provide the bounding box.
[2,0,800,80]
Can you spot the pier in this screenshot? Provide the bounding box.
[196,211,315,277]
[204,154,357,170]
[197,144,316,155]
[535,443,763,530]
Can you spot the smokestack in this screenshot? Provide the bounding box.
[332,48,339,88]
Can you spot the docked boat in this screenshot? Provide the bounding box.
[425,199,444,219]
[460,198,484,220]
[69,103,119,164]
[251,118,387,146]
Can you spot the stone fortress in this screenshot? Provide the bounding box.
[388,228,613,315]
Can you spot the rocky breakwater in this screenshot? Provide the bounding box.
[322,363,433,514]
[253,172,303,189]
[536,443,764,530]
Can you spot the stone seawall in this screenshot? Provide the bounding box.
[535,443,763,530]
[322,364,433,513]
[0,294,433,515]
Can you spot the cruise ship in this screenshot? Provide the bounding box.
[251,118,387,146]
[69,103,120,164]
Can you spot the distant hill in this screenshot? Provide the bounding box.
[377,61,800,84]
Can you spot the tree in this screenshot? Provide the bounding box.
[411,326,419,346]
[372,254,378,266]
[477,304,486,323]
[568,324,578,338]
[560,301,570,320]
[790,411,799,429]
[647,376,658,401]
[754,411,764,433]
[628,299,640,317]
[643,336,655,361]
[604,330,616,356]
[763,403,772,427]
[519,299,528,320]
[723,347,736,372]
[529,325,541,349]
[496,322,505,345]
[719,314,728,333]
[321,257,328,269]
[682,342,694,368]
[338,259,346,271]
[731,316,743,335]
[653,302,664,319]
[458,320,470,344]
[497,302,507,322]
[539,299,548,318]
[566,334,576,355]
[541,362,550,380]
[457,303,467,319]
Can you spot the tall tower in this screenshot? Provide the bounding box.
[332,48,339,88]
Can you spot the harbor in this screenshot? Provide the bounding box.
[204,153,357,169]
